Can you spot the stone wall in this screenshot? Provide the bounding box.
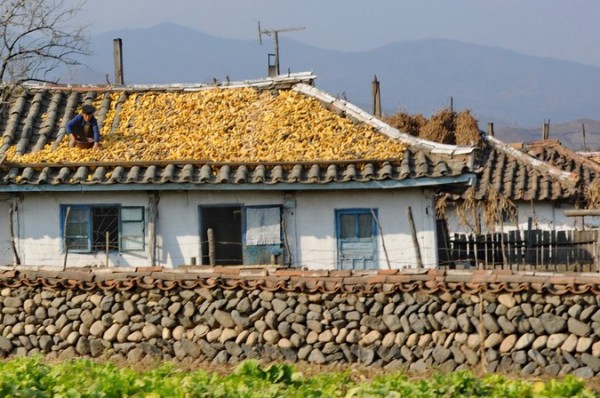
[1,266,600,378]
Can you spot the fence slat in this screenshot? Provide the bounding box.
[441,228,598,271]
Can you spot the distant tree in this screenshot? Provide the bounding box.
[0,0,90,84]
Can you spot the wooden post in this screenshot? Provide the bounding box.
[487,123,494,137]
[582,123,587,151]
[8,200,21,267]
[113,38,124,84]
[105,231,110,268]
[147,193,159,267]
[473,205,481,268]
[596,228,600,272]
[62,206,70,271]
[207,228,216,266]
[499,214,508,268]
[371,209,391,270]
[542,120,550,140]
[407,206,424,268]
[371,75,381,117]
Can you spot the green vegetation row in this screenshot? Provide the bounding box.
[0,357,597,398]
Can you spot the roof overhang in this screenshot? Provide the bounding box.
[0,173,477,193]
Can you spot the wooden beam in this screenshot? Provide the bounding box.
[407,206,423,269]
[564,209,600,217]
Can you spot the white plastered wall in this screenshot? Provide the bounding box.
[15,191,149,267]
[0,196,14,265]
[294,188,437,269]
[11,187,437,269]
[445,200,599,234]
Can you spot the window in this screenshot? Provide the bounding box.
[199,205,282,266]
[61,205,145,253]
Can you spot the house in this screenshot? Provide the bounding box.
[0,73,477,269]
[520,139,600,216]
[438,133,600,268]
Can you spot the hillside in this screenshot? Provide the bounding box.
[495,119,600,150]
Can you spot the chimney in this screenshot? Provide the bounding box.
[487,122,494,137]
[113,38,124,85]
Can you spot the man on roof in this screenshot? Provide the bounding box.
[67,104,101,150]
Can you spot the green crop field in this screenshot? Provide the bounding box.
[0,357,597,397]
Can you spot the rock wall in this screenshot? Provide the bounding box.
[1,267,600,378]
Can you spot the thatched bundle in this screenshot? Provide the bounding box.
[584,178,600,208]
[383,108,482,146]
[383,112,426,136]
[455,110,482,146]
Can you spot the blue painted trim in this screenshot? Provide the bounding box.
[60,205,92,253]
[0,174,477,192]
[335,208,379,270]
[60,204,145,253]
[120,206,146,253]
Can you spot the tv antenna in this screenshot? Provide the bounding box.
[258,21,305,76]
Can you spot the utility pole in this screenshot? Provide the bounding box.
[258,22,305,77]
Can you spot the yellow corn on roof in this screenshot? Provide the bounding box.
[6,87,406,164]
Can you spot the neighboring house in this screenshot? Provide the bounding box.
[520,138,600,216]
[0,73,477,270]
[438,134,600,268]
[440,134,580,235]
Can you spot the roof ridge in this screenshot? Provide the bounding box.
[525,140,600,175]
[292,83,477,156]
[484,134,579,185]
[13,71,317,92]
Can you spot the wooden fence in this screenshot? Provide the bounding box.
[437,223,600,271]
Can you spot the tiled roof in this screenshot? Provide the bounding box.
[472,135,579,201]
[0,73,478,190]
[520,139,600,189]
[0,151,473,187]
[0,266,597,295]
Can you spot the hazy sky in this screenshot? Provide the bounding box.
[72,0,600,67]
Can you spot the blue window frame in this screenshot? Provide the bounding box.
[61,205,145,253]
[336,208,378,270]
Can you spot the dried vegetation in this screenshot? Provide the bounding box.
[383,108,482,147]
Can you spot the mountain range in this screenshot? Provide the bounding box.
[64,23,600,149]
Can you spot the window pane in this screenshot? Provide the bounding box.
[68,208,88,222]
[65,207,89,252]
[121,207,143,221]
[121,236,144,251]
[121,207,145,252]
[92,207,119,250]
[121,222,139,236]
[340,214,355,239]
[245,207,281,245]
[66,223,87,236]
[358,214,373,238]
[66,237,88,251]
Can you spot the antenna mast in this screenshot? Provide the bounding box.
[258,22,305,76]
